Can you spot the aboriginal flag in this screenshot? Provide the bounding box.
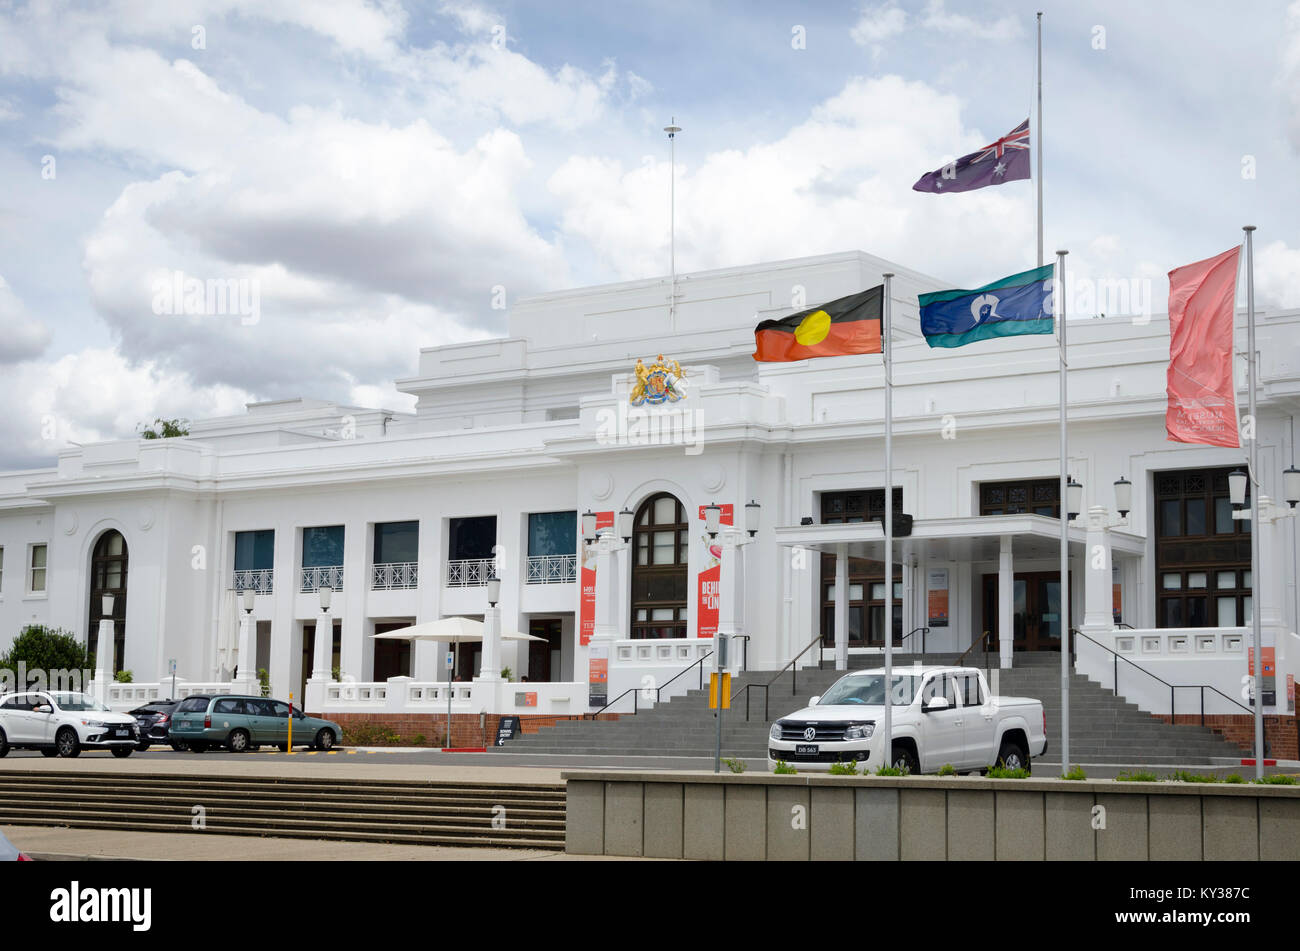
[752,285,884,362]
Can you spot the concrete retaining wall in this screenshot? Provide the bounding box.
[562,770,1300,861]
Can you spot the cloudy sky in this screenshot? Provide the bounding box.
[1,0,1298,468]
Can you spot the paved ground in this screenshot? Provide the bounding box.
[0,825,652,861]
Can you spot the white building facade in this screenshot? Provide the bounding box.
[1,251,1297,739]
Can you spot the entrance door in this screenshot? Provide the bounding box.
[982,571,1072,652]
[527,619,562,682]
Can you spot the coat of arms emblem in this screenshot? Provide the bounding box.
[629,354,686,406]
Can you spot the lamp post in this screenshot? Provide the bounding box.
[1229,460,1300,777]
[311,587,333,682]
[706,499,761,773]
[93,593,115,703]
[234,587,257,693]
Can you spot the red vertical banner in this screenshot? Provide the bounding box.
[695,504,733,639]
[1166,246,1241,447]
[579,511,614,646]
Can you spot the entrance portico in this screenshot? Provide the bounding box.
[775,513,1144,669]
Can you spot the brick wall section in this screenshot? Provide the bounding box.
[309,711,620,748]
[1155,713,1299,760]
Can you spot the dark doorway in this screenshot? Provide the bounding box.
[300,621,341,702]
[527,618,563,682]
[373,621,413,681]
[982,571,1072,652]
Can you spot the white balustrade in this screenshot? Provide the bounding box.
[445,558,494,587]
[300,565,344,592]
[232,568,274,594]
[525,553,577,584]
[371,562,418,590]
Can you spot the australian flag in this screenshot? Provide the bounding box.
[913,119,1031,194]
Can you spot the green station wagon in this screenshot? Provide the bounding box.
[168,695,343,753]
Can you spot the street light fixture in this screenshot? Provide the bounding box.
[101,594,113,617]
[581,509,597,545]
[704,502,721,538]
[487,575,501,607]
[1066,476,1083,521]
[1113,477,1132,519]
[745,499,761,537]
[1229,468,1248,509]
[318,586,332,612]
[618,507,634,543]
[1285,465,1300,509]
[241,588,255,614]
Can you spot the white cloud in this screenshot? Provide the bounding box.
[0,97,19,121]
[921,0,1024,41]
[1282,1,1300,153]
[1256,239,1300,309]
[549,75,1032,285]
[851,4,907,46]
[0,277,51,363]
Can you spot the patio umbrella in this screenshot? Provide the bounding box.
[370,617,545,747]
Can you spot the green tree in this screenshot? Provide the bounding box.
[0,625,93,677]
[138,417,190,439]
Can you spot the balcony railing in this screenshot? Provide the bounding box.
[301,565,344,593]
[232,568,274,595]
[526,553,577,585]
[445,558,494,587]
[372,561,418,590]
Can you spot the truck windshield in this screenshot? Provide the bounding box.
[818,674,921,706]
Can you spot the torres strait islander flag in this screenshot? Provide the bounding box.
[752,285,883,362]
[913,119,1031,194]
[1166,246,1241,447]
[919,264,1055,348]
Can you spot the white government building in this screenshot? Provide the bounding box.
[0,250,1297,733]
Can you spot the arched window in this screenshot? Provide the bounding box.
[630,493,688,639]
[88,530,128,674]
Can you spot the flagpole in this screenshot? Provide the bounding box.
[1244,224,1264,780]
[665,118,681,332]
[1056,249,1070,774]
[882,272,894,770]
[1036,12,1044,268]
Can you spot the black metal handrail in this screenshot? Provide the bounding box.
[956,630,992,669]
[898,626,931,654]
[732,633,825,723]
[585,649,716,720]
[1073,628,1253,724]
[731,634,750,673]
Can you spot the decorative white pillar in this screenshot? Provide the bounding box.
[479,604,503,683]
[717,528,745,675]
[1081,506,1116,634]
[998,535,1013,669]
[592,535,619,641]
[233,604,258,694]
[92,616,115,704]
[834,543,848,671]
[310,592,333,682]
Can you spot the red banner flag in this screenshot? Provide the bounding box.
[1166,246,1241,447]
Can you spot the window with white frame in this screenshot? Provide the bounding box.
[29,544,46,593]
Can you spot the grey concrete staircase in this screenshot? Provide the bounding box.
[498,651,1250,766]
[0,771,566,848]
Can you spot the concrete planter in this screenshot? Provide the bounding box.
[562,770,1300,861]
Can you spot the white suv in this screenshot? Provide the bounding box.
[0,691,140,758]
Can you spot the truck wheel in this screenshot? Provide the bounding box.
[891,745,919,775]
[997,737,1030,773]
[0,727,8,757]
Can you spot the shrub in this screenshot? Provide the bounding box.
[257,668,271,697]
[1060,765,1087,781]
[501,666,512,682]
[1169,770,1220,783]
[874,765,907,777]
[723,757,748,774]
[829,761,859,776]
[937,763,957,776]
[1254,774,1297,785]
[412,734,427,747]
[986,764,1030,779]
[0,625,93,679]
[114,670,134,684]
[1115,770,1158,782]
[772,760,797,775]
[1221,773,1246,784]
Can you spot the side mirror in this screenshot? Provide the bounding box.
[34,705,52,714]
[924,697,950,713]
[809,696,821,706]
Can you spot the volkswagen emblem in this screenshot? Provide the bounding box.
[803,727,816,741]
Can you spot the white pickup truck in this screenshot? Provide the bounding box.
[767,666,1047,774]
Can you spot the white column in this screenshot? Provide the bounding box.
[341,524,366,681]
[1257,497,1285,641]
[717,529,744,674]
[310,606,332,681]
[233,609,257,693]
[479,604,503,682]
[592,534,619,640]
[998,535,1013,669]
[901,555,914,651]
[1081,506,1116,634]
[92,617,115,703]
[834,543,848,671]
